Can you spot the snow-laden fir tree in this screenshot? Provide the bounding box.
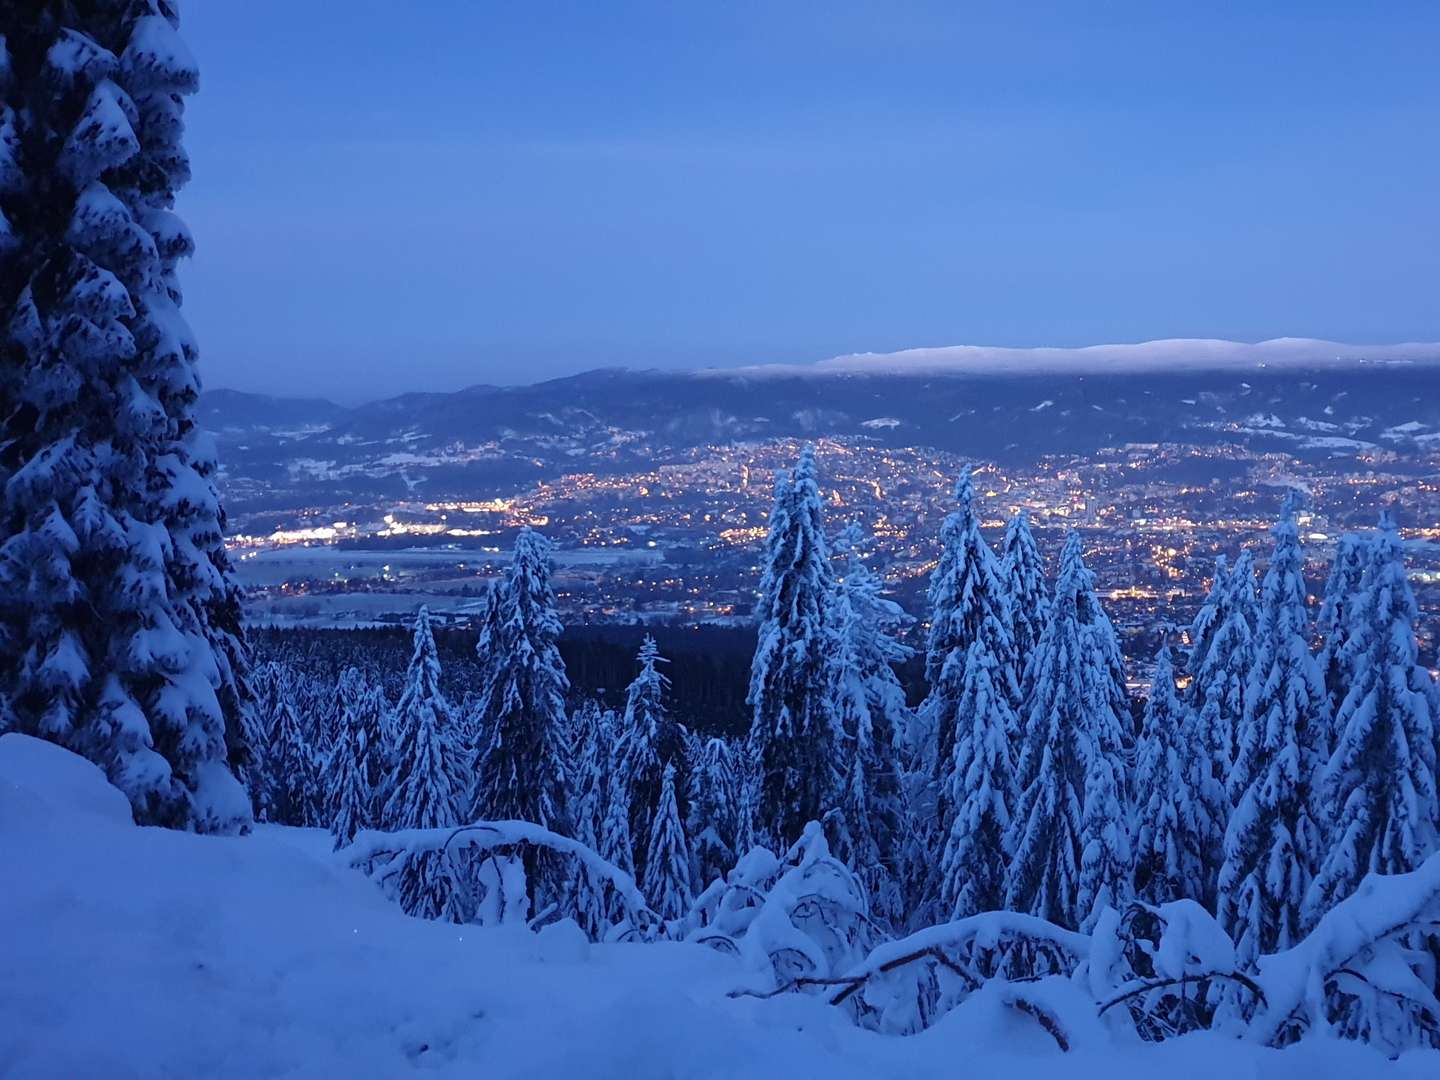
[1001,509,1050,690]
[826,523,912,926]
[1189,555,1255,780]
[566,697,605,841]
[923,466,1016,773]
[1132,642,1210,905]
[1056,531,1132,753]
[744,447,843,851]
[937,636,1015,920]
[597,722,635,878]
[1185,555,1230,687]
[322,667,389,848]
[382,607,470,921]
[1317,532,1371,724]
[687,735,738,887]
[565,697,613,935]
[0,1,251,831]
[642,763,693,921]
[1219,500,1329,964]
[1187,561,1256,903]
[1005,547,1131,930]
[384,608,466,827]
[471,529,569,832]
[468,576,504,748]
[1305,517,1438,923]
[1228,548,1260,633]
[266,696,321,827]
[618,635,689,879]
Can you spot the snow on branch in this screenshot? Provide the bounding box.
[740,854,1440,1050]
[344,819,660,935]
[1249,852,1440,1049]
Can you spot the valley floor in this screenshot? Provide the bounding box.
[1,733,1434,1080]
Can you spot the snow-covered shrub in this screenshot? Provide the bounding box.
[344,819,661,940]
[688,822,879,992]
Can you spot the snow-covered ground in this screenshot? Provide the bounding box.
[2,733,1433,1079]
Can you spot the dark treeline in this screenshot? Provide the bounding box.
[253,623,901,740]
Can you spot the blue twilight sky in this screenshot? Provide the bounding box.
[179,2,1440,402]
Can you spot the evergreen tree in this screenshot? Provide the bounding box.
[1317,533,1370,723]
[687,735,738,887]
[382,608,469,921]
[469,576,504,748]
[266,696,320,827]
[1228,548,1261,633]
[0,1,251,832]
[384,608,466,829]
[1219,501,1329,964]
[618,635,688,878]
[923,466,1016,773]
[642,763,693,921]
[1190,556,1255,785]
[744,447,843,850]
[1185,555,1230,687]
[938,637,1015,920]
[565,698,612,935]
[598,722,635,878]
[1001,509,1050,690]
[1132,643,1209,905]
[322,667,388,849]
[1057,531,1131,753]
[827,523,911,926]
[1006,550,1131,930]
[471,529,570,832]
[1306,519,1438,922]
[240,660,287,820]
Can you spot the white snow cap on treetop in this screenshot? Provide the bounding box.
[703,337,1440,379]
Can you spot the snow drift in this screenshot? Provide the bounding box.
[2,733,1437,1078]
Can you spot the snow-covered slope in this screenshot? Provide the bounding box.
[1,733,1432,1079]
[713,337,1440,379]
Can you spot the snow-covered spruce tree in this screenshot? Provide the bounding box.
[938,636,1015,920]
[1187,561,1256,904]
[468,575,504,745]
[597,721,634,878]
[1189,556,1255,785]
[642,763,693,921]
[744,447,843,851]
[1317,532,1371,724]
[1056,530,1132,753]
[471,528,569,831]
[1228,548,1260,633]
[618,635,689,879]
[1132,642,1210,906]
[1219,501,1329,964]
[1006,549,1131,931]
[266,696,321,826]
[686,734,738,887]
[564,698,612,935]
[1001,509,1050,690]
[385,608,466,826]
[1305,518,1438,923]
[0,2,251,831]
[1185,555,1230,687]
[381,607,469,921]
[826,523,912,926]
[322,667,389,848]
[566,697,605,842]
[923,466,1016,772]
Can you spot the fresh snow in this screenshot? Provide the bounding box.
[3,733,1434,1079]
